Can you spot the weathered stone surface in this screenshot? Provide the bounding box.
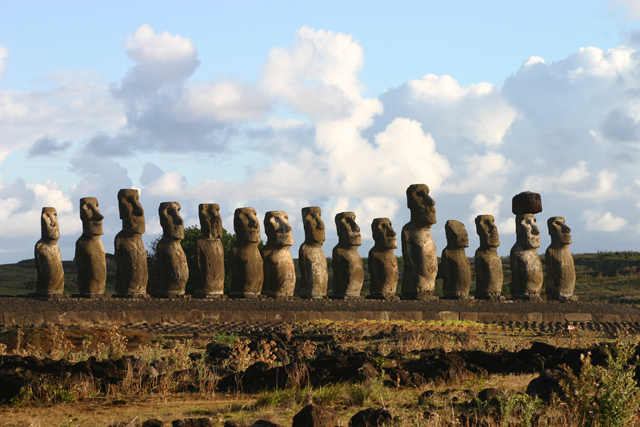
[474,214,504,300]
[441,220,471,299]
[510,213,543,299]
[194,204,224,297]
[512,191,542,215]
[262,211,295,297]
[171,418,214,427]
[401,184,438,300]
[154,202,188,297]
[230,207,263,298]
[526,369,569,401]
[35,207,64,295]
[298,207,328,298]
[75,197,106,296]
[368,218,399,299]
[545,216,577,301]
[292,404,338,427]
[349,408,392,427]
[115,189,148,297]
[332,212,364,298]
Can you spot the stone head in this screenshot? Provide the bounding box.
[159,202,184,240]
[234,207,260,244]
[302,206,325,245]
[41,207,60,241]
[80,197,104,236]
[118,189,145,234]
[406,184,436,225]
[475,214,500,248]
[265,211,294,247]
[548,216,572,245]
[445,220,469,248]
[372,218,397,249]
[199,203,222,239]
[516,213,540,249]
[335,212,361,247]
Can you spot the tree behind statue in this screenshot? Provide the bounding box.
[147,225,242,294]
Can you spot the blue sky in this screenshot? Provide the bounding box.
[0,0,640,263]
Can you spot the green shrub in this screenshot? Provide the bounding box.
[563,338,640,427]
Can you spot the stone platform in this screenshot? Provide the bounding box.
[0,296,638,327]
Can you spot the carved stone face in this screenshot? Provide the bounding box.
[234,207,260,244]
[199,203,222,239]
[118,189,145,234]
[302,206,325,245]
[475,214,500,248]
[41,207,60,241]
[445,220,469,248]
[548,216,572,245]
[265,211,294,247]
[372,218,397,249]
[516,213,540,249]
[159,202,184,240]
[407,184,436,225]
[80,197,104,236]
[335,212,361,246]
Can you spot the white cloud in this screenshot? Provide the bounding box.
[121,24,200,93]
[378,74,516,147]
[443,151,513,194]
[352,197,400,241]
[263,26,367,119]
[0,77,124,162]
[580,209,628,231]
[175,80,270,122]
[522,162,619,201]
[3,26,640,261]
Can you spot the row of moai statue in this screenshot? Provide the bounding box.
[34,186,576,301]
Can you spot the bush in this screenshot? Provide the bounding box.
[563,338,640,427]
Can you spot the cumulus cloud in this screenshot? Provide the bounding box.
[118,24,200,96]
[580,209,628,231]
[263,26,367,119]
[3,26,640,262]
[28,136,71,158]
[85,24,268,157]
[374,74,516,151]
[523,162,620,201]
[0,74,124,162]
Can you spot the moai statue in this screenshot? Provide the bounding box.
[34,207,65,296]
[332,212,364,299]
[193,203,225,298]
[75,197,107,297]
[474,215,504,300]
[114,189,148,297]
[509,192,544,301]
[230,207,263,298]
[401,184,438,300]
[298,206,328,299]
[441,220,472,299]
[154,202,188,297]
[262,211,296,298]
[545,216,577,301]
[368,218,399,300]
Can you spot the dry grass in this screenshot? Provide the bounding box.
[3,320,640,426]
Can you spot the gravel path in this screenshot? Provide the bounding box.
[0,296,639,315]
